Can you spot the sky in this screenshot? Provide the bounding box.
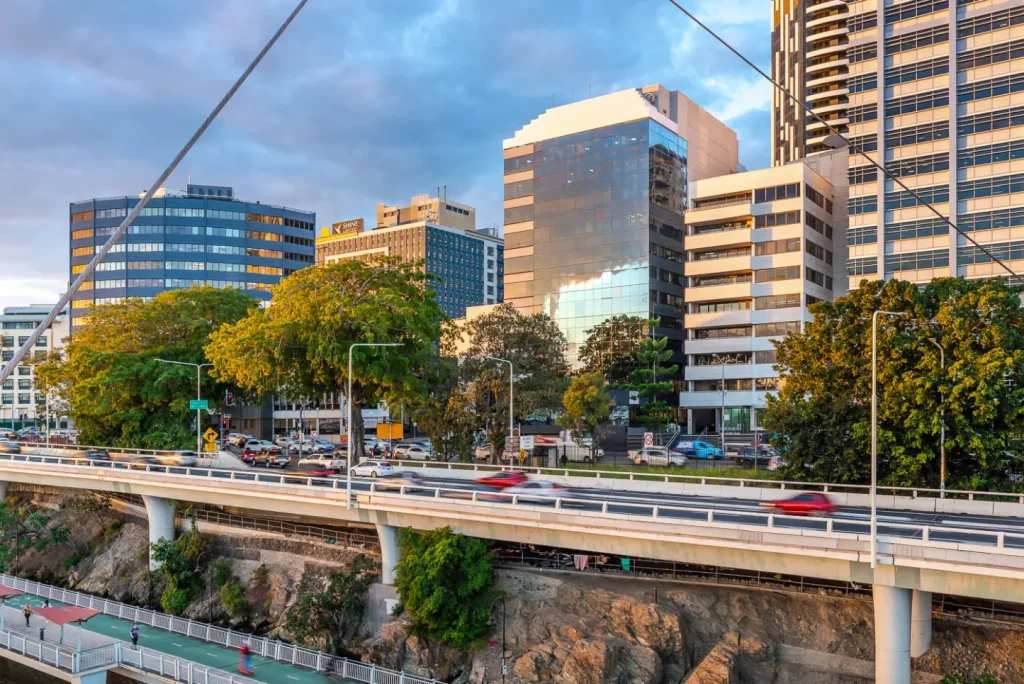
[0,0,772,310]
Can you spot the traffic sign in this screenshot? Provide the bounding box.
[519,435,535,450]
[310,430,317,438]
[629,390,640,405]
[203,443,218,452]
[190,399,209,411]
[643,432,654,447]
[518,449,527,463]
[203,427,219,443]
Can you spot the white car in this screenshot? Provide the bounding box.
[298,453,346,472]
[474,445,492,460]
[395,444,431,460]
[155,451,199,467]
[502,481,567,504]
[350,460,394,478]
[630,446,687,467]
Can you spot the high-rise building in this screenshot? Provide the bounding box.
[771,0,853,166]
[502,85,738,368]
[316,194,503,319]
[843,0,1024,289]
[68,184,316,328]
[681,161,843,433]
[0,305,69,428]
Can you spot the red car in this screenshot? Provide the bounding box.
[475,471,528,489]
[763,492,837,517]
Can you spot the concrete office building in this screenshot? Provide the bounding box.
[316,194,504,319]
[682,162,842,433]
[841,0,1024,289]
[69,184,316,329]
[0,305,69,429]
[502,85,738,370]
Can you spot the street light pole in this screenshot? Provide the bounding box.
[346,343,403,510]
[489,596,507,684]
[712,354,725,451]
[156,359,213,453]
[485,357,513,461]
[871,311,906,570]
[928,338,946,495]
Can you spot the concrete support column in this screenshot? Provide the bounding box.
[376,523,401,585]
[0,481,8,501]
[72,671,107,684]
[141,495,175,571]
[910,589,933,658]
[873,584,912,684]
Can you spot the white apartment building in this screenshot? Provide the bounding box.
[681,163,843,433]
[0,305,69,428]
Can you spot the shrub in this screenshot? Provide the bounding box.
[220,580,249,617]
[161,585,194,616]
[212,559,232,588]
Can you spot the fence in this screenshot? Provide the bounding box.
[0,574,439,684]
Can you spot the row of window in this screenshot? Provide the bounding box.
[806,267,833,291]
[0,337,46,348]
[691,378,783,392]
[959,173,1024,201]
[885,185,949,210]
[886,57,948,86]
[848,43,877,63]
[848,257,878,276]
[891,153,949,179]
[755,265,800,283]
[848,225,878,246]
[959,140,1024,168]
[806,213,833,240]
[756,293,801,310]
[754,210,800,229]
[958,73,1024,104]
[849,166,878,185]
[885,217,949,241]
[74,279,280,293]
[886,25,947,55]
[848,134,878,153]
[76,244,291,259]
[0,394,39,406]
[959,207,1024,233]
[885,0,948,24]
[958,5,1024,38]
[805,185,832,213]
[886,121,948,149]
[848,12,877,33]
[959,240,1024,265]
[848,73,877,94]
[754,183,800,204]
[959,39,1024,72]
[692,274,751,288]
[885,89,948,117]
[806,240,833,265]
[755,238,800,256]
[848,104,878,124]
[958,106,1024,136]
[885,249,949,273]
[73,206,314,230]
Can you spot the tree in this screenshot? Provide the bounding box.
[393,527,495,649]
[760,278,1024,488]
[557,373,613,457]
[577,315,648,384]
[35,286,256,449]
[206,258,445,461]
[151,520,211,615]
[939,675,999,684]
[443,304,569,459]
[285,555,377,654]
[625,318,679,432]
[416,386,479,462]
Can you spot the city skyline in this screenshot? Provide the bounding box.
[0,0,771,309]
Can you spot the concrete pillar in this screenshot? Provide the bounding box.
[375,523,401,585]
[72,671,107,684]
[910,589,933,658]
[141,495,175,570]
[0,481,8,501]
[873,584,912,684]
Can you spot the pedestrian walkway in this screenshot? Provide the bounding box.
[7,594,339,683]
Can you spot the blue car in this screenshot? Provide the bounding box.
[672,440,723,459]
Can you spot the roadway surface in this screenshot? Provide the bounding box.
[2,593,334,683]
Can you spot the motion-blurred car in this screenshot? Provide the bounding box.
[374,471,425,490]
[297,452,345,472]
[737,445,775,465]
[350,460,393,478]
[252,449,289,468]
[501,481,567,504]
[475,471,528,489]
[0,441,21,454]
[629,446,687,467]
[155,451,198,467]
[672,440,723,459]
[762,492,836,517]
[79,449,111,462]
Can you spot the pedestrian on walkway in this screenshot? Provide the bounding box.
[238,642,254,676]
[130,624,140,647]
[22,604,31,627]
[43,598,49,608]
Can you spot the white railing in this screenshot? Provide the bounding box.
[0,573,440,684]
[381,458,1024,503]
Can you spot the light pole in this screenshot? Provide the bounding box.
[346,343,403,510]
[484,357,513,461]
[155,359,213,453]
[489,596,507,684]
[195,550,214,624]
[928,338,946,495]
[712,354,726,451]
[871,310,906,570]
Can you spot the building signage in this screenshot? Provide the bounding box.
[331,218,364,235]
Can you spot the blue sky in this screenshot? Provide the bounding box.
[0,0,771,309]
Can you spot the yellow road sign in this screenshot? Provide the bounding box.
[203,443,218,452]
[203,427,219,443]
[518,449,527,463]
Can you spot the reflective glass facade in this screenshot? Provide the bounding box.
[68,189,315,329]
[503,119,688,366]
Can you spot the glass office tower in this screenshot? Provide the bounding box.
[502,86,738,371]
[68,184,315,329]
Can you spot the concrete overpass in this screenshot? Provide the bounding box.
[4,453,1024,683]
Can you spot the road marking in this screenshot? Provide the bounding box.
[287,676,300,681]
[172,642,184,647]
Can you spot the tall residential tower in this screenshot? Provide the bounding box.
[502,85,738,370]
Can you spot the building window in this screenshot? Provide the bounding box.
[165,226,202,236]
[848,257,879,276]
[806,214,833,239]
[849,197,878,216]
[753,183,799,204]
[71,228,94,240]
[885,89,949,117]
[755,266,800,283]
[958,106,1024,136]
[754,211,800,228]
[884,249,949,272]
[885,57,948,86]
[958,74,1024,104]
[885,0,948,24]
[805,267,833,290]
[805,241,833,264]
[692,379,753,392]
[692,300,751,314]
[246,265,283,276]
[848,73,877,93]
[207,227,245,238]
[17,394,31,405]
[959,39,1024,71]
[246,248,283,259]
[95,208,127,219]
[959,6,1024,39]
[754,238,800,256]
[849,166,878,185]
[247,230,283,242]
[755,350,778,364]
[958,240,1024,265]
[848,134,878,154]
[885,218,949,241]
[848,105,878,124]
[885,25,947,54]
[848,43,878,63]
[754,321,801,337]
[887,121,949,148]
[755,294,801,310]
[694,326,751,340]
[958,173,1024,201]
[959,207,1024,233]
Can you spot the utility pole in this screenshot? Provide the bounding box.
[155,359,212,453]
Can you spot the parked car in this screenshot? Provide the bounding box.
[350,460,394,478]
[767,454,787,472]
[672,440,723,459]
[762,492,836,517]
[0,441,21,454]
[500,481,567,504]
[375,471,425,490]
[310,439,336,454]
[252,449,290,468]
[298,452,346,472]
[233,434,255,448]
[393,443,431,460]
[629,446,687,467]
[244,439,279,453]
[155,451,198,467]
[737,445,775,465]
[475,471,528,489]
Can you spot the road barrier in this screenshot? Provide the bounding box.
[0,573,439,683]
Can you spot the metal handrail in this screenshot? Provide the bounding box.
[2,454,1023,556]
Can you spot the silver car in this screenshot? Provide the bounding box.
[156,451,199,467]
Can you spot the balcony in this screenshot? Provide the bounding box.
[807,87,849,104]
[685,255,753,278]
[685,228,753,251]
[685,280,753,303]
[806,57,849,76]
[806,0,847,14]
[678,389,776,409]
[685,308,752,329]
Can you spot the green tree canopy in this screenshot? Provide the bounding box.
[577,315,648,384]
[393,527,495,649]
[761,278,1024,488]
[557,372,613,454]
[625,317,679,432]
[206,258,445,460]
[35,286,256,449]
[285,555,377,653]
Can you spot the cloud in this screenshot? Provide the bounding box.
[0,0,775,310]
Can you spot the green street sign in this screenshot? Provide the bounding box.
[189,399,209,411]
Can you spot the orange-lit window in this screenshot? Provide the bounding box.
[71,228,94,240]
[246,214,284,226]
[71,247,93,257]
[71,264,86,274]
[247,230,282,242]
[247,265,283,276]
[72,299,94,310]
[78,281,94,291]
[72,316,91,327]
[246,248,283,259]
[71,210,94,222]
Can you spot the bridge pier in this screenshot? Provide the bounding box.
[873,584,911,684]
[0,481,7,500]
[71,671,107,684]
[376,523,401,585]
[141,495,175,570]
[910,589,932,658]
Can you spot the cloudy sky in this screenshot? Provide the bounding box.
[0,0,771,310]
